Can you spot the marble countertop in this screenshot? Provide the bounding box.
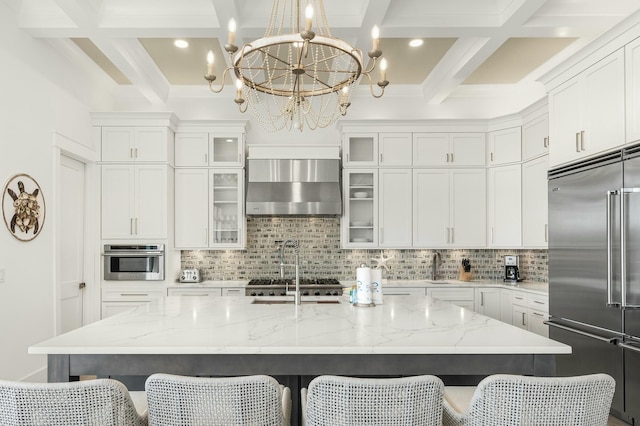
[168,279,548,295]
[30,295,568,356]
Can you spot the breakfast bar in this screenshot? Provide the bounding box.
[29,295,570,424]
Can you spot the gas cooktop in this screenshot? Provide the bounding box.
[246,278,343,297]
[247,278,341,286]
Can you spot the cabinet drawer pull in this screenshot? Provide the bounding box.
[183,294,208,297]
[121,293,149,297]
[532,312,545,317]
[543,137,549,148]
[533,300,545,305]
[522,312,527,326]
[575,133,580,152]
[580,130,585,151]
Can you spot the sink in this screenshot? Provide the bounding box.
[251,298,341,305]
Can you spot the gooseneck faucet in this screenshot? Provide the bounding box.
[279,239,301,305]
[431,251,442,281]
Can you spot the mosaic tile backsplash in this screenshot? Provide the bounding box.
[181,217,548,282]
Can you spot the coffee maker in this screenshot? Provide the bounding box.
[504,255,522,282]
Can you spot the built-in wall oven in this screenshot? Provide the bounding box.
[103,244,165,281]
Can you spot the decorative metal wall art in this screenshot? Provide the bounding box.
[2,174,45,241]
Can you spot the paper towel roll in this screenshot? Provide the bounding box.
[371,268,383,304]
[356,266,372,304]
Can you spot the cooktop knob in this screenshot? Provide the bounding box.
[314,291,321,296]
[303,291,309,296]
[280,291,286,296]
[269,291,275,296]
[257,292,264,296]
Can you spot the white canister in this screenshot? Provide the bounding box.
[371,268,383,304]
[356,266,372,305]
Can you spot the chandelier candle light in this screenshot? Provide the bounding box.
[204,0,389,131]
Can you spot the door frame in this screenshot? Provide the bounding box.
[53,131,99,334]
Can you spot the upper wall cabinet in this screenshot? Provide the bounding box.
[342,133,379,167]
[379,133,412,166]
[522,155,549,248]
[413,133,485,166]
[548,48,625,168]
[487,127,521,165]
[175,132,244,167]
[522,114,549,161]
[627,37,640,144]
[487,164,522,248]
[342,133,412,167]
[101,127,172,163]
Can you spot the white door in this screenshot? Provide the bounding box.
[60,155,85,333]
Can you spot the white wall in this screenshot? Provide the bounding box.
[0,2,100,381]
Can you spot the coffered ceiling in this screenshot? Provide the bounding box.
[7,0,640,117]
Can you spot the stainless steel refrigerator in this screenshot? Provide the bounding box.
[548,145,640,424]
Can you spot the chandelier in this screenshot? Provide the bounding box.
[204,0,388,131]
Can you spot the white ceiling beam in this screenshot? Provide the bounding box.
[52,0,99,28]
[91,38,171,105]
[421,0,547,104]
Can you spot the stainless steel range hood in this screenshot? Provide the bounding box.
[246,159,342,216]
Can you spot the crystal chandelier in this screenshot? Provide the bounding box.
[204,0,389,131]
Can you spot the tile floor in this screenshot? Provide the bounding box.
[608,415,631,425]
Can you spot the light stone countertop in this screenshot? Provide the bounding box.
[167,279,548,295]
[29,295,568,356]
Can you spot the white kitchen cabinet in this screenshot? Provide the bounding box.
[167,288,222,297]
[384,287,426,297]
[626,36,640,144]
[175,132,244,167]
[522,114,549,160]
[101,285,165,319]
[101,127,172,163]
[522,155,549,248]
[175,169,245,249]
[500,288,514,324]
[175,169,209,248]
[475,287,501,320]
[343,169,378,247]
[427,287,475,310]
[379,133,412,166]
[101,164,168,239]
[487,127,521,165]
[511,291,549,337]
[343,133,379,167]
[413,168,486,247]
[222,288,244,297]
[210,169,244,248]
[379,169,412,247]
[450,169,487,247]
[413,133,485,166]
[487,164,522,247]
[549,48,625,167]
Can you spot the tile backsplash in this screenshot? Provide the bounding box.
[181,217,548,282]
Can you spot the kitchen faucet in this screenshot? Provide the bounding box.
[431,251,442,280]
[279,239,301,305]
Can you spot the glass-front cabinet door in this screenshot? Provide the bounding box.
[343,169,378,247]
[209,133,244,167]
[209,169,244,248]
[342,133,378,167]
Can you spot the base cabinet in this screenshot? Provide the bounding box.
[101,285,165,319]
[427,288,475,310]
[474,287,501,320]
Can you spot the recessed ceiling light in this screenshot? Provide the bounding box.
[409,39,424,48]
[174,39,189,49]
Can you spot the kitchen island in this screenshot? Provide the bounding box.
[30,295,569,424]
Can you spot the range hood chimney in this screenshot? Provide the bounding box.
[246,158,342,216]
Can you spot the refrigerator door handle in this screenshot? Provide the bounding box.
[619,341,640,353]
[621,188,640,309]
[546,321,620,344]
[607,190,620,307]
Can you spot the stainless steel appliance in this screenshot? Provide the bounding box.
[548,145,640,424]
[103,244,165,281]
[179,268,202,283]
[245,278,343,297]
[503,255,522,282]
[245,159,342,216]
